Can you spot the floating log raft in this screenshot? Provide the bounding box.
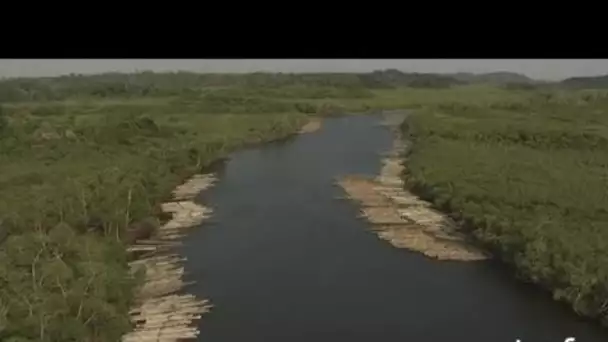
[299,118,323,134]
[337,119,488,262]
[122,174,217,342]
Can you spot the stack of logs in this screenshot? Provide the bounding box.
[299,118,322,134]
[337,118,488,261]
[122,174,217,342]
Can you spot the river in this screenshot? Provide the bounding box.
[179,112,608,342]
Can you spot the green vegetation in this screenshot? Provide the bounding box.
[401,89,608,326]
[0,76,331,341]
[6,69,499,341]
[2,69,608,341]
[561,74,608,89]
[0,69,536,103]
[0,112,308,341]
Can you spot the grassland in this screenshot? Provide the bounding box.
[1,70,607,341]
[401,89,608,326]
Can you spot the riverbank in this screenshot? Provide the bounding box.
[123,174,217,341]
[400,94,608,326]
[123,117,324,341]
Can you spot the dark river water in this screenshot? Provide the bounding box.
[180,113,608,342]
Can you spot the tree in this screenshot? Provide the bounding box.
[0,105,7,132]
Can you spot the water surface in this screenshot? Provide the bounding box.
[180,113,607,342]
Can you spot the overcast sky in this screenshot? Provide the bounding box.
[0,59,606,81]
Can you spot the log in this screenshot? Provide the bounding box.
[122,172,218,341]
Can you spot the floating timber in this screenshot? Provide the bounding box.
[299,118,322,134]
[337,117,488,262]
[122,174,218,342]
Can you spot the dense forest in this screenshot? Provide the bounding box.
[401,91,608,326]
[1,69,607,341]
[0,70,537,103]
[561,74,608,88]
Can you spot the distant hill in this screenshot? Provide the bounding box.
[449,71,533,84]
[358,70,535,88]
[0,69,543,103]
[358,69,466,89]
[561,75,608,88]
